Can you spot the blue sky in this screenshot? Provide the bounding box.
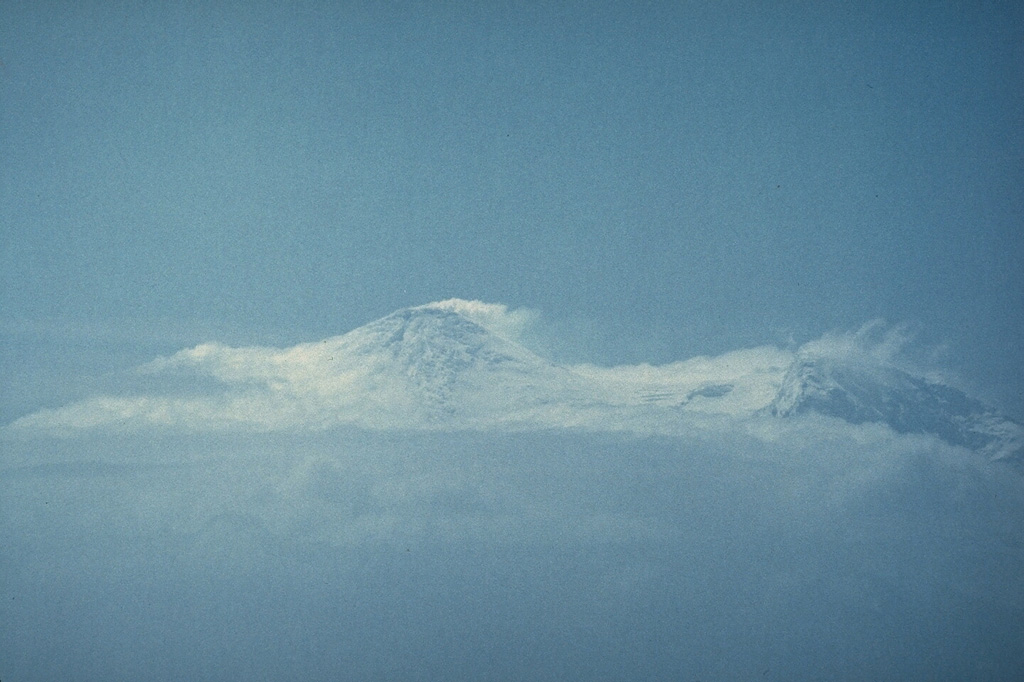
[2,0,1022,419]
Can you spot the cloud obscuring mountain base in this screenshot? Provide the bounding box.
[3,426,1023,681]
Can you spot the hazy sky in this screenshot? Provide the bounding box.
[4,6,1024,677]
[2,0,1022,419]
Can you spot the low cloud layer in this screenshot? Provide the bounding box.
[4,425,1023,679]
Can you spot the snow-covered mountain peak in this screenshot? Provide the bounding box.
[325,302,576,424]
[767,348,1023,464]
[344,302,549,372]
[768,351,909,419]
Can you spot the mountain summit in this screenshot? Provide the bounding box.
[328,301,584,424]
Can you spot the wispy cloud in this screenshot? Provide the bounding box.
[424,299,541,344]
[797,319,916,366]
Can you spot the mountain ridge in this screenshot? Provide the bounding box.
[765,352,1023,463]
[5,299,1022,466]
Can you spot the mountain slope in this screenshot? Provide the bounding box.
[327,301,588,424]
[766,353,1024,464]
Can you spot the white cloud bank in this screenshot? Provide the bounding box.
[1,300,767,435]
[0,301,1005,453]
